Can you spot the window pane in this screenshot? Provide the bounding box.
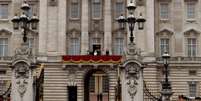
[0,4,8,19]
[71,2,79,18]
[69,38,80,55]
[189,82,197,97]
[187,38,197,57]
[92,0,101,18]
[116,2,124,18]
[160,38,169,55]
[28,38,34,49]
[187,2,195,19]
[114,38,124,55]
[0,38,8,56]
[160,3,168,19]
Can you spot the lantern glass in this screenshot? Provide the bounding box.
[31,22,37,29]
[138,21,144,30]
[162,52,170,65]
[13,22,19,29]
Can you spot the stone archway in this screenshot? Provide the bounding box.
[84,69,109,101]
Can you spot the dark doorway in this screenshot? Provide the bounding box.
[68,86,77,101]
[93,44,101,55]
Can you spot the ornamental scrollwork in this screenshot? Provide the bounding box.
[14,62,30,100]
[125,63,141,101]
[15,63,29,79]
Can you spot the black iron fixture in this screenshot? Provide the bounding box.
[12,1,39,43]
[117,1,146,43]
[161,51,173,101]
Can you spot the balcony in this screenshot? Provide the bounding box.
[62,55,122,64]
[156,57,201,63]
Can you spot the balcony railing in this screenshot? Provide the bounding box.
[156,57,201,62]
[0,56,13,62]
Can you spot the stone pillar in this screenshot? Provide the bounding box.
[122,62,144,101]
[11,62,34,101]
[81,0,89,55]
[38,0,48,55]
[11,43,36,101]
[122,43,144,101]
[58,0,67,55]
[104,0,112,54]
[47,2,58,55]
[146,0,154,54]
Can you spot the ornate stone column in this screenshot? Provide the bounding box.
[122,43,144,101]
[10,43,37,101]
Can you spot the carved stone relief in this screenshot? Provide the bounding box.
[14,43,32,60]
[14,62,30,100]
[67,66,77,86]
[15,63,29,79]
[125,63,141,101]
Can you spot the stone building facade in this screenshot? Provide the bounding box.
[0,0,200,101]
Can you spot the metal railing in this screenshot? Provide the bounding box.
[156,57,201,62]
[144,81,161,101]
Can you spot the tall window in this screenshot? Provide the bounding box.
[28,38,34,49]
[69,38,80,55]
[186,38,197,57]
[70,0,79,18]
[0,4,8,19]
[0,38,8,56]
[114,38,124,55]
[160,38,169,56]
[186,2,196,19]
[115,2,124,18]
[92,0,101,18]
[189,81,197,97]
[160,3,169,20]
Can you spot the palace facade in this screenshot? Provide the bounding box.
[0,0,201,101]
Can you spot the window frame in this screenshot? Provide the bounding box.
[69,0,80,19]
[186,1,197,21]
[67,31,81,55]
[185,38,197,57]
[115,1,124,18]
[188,81,198,97]
[160,38,170,56]
[91,0,102,19]
[0,38,8,57]
[159,2,169,20]
[0,3,9,20]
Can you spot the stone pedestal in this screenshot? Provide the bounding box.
[10,43,36,101]
[122,43,144,101]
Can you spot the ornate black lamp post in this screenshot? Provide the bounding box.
[117,0,146,44]
[161,52,173,101]
[11,1,39,43]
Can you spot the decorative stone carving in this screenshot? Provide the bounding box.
[126,43,142,56]
[16,79,28,98]
[15,63,29,79]
[14,62,30,101]
[15,43,32,60]
[67,66,77,86]
[125,63,141,101]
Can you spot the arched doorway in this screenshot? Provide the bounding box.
[84,69,109,101]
